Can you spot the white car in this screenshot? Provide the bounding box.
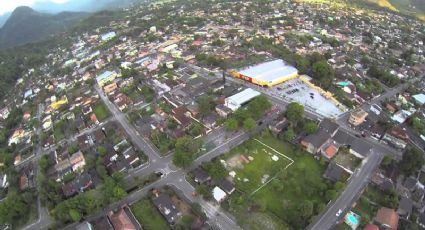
[336,209,343,217]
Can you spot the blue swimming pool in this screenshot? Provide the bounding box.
[346,212,359,225]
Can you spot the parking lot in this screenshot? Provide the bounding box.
[271,79,344,118]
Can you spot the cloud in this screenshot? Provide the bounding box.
[0,0,70,15]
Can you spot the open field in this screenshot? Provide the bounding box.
[222,132,335,230]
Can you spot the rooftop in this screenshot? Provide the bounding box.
[238,59,298,82]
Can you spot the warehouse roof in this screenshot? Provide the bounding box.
[225,88,261,111]
[238,59,298,83]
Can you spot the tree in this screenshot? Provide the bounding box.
[204,161,227,180]
[224,118,239,131]
[286,102,304,126]
[312,60,334,88]
[326,189,338,201]
[97,146,107,156]
[39,155,50,173]
[197,95,215,116]
[243,118,256,131]
[246,95,272,119]
[400,147,424,176]
[196,184,212,200]
[69,209,81,222]
[298,200,314,218]
[283,128,296,142]
[173,151,193,168]
[303,121,319,134]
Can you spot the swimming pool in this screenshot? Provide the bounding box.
[346,212,359,226]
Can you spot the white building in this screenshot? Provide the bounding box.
[213,186,227,202]
[225,88,261,111]
[101,31,117,41]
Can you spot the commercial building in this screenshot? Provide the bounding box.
[348,108,368,126]
[224,88,261,111]
[230,59,298,87]
[96,71,118,87]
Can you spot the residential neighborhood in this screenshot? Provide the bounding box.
[0,0,424,230]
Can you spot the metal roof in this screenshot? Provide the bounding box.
[238,59,298,83]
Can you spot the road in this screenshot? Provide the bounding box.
[185,64,402,230]
[95,85,244,230]
[308,150,383,230]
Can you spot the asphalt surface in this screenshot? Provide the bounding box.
[308,150,383,230]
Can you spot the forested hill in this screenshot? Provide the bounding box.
[0,6,88,49]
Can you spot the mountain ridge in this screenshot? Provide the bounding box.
[0,6,88,50]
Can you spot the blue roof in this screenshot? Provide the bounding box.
[96,71,114,82]
[413,94,425,104]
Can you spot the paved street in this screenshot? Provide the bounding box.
[308,150,383,230]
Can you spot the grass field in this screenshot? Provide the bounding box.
[93,102,110,121]
[224,132,333,230]
[224,138,293,195]
[131,199,170,230]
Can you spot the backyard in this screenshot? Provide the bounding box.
[222,132,336,230]
[131,199,170,230]
[93,102,110,121]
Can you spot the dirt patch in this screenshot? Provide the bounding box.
[171,195,191,216]
[226,153,244,169]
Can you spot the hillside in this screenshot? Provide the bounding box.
[361,0,425,19]
[0,6,88,49]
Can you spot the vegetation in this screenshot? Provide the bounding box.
[93,102,110,121]
[150,130,175,154]
[223,95,272,131]
[131,199,170,230]
[399,147,425,176]
[172,136,202,168]
[225,132,336,229]
[367,65,400,87]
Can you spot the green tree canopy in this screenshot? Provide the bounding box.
[243,118,256,131]
[286,102,304,126]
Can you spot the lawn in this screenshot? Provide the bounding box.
[223,138,292,195]
[224,132,334,230]
[93,102,110,121]
[131,199,170,230]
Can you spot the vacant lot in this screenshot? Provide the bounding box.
[93,102,110,121]
[224,132,334,230]
[131,199,170,230]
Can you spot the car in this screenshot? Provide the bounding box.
[336,209,343,217]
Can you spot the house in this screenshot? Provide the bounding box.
[349,108,368,126]
[397,197,412,220]
[172,106,193,128]
[301,119,339,154]
[114,93,133,111]
[324,162,344,182]
[382,128,409,149]
[219,179,235,194]
[91,216,114,230]
[104,82,118,95]
[374,207,399,230]
[193,168,211,184]
[321,141,338,159]
[202,114,217,129]
[62,172,94,197]
[75,221,94,230]
[403,177,418,192]
[70,151,86,172]
[19,167,35,191]
[213,186,227,203]
[268,118,288,135]
[364,224,380,230]
[108,206,141,230]
[215,104,233,118]
[152,193,182,225]
[301,131,330,154]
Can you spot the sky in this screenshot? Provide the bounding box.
[0,0,70,15]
